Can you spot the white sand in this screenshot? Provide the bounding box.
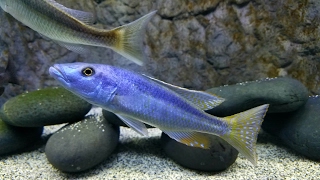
[0,109,319,179]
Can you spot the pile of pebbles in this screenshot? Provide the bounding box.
[0,77,318,173]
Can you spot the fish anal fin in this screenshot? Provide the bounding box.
[164,131,211,149]
[116,114,148,136]
[47,0,95,25]
[110,11,157,66]
[143,74,225,110]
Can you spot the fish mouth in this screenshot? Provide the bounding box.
[49,65,70,84]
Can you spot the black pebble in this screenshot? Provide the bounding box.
[0,118,43,155]
[161,133,238,171]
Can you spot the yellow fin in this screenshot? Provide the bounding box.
[112,11,157,66]
[164,131,211,149]
[220,104,269,166]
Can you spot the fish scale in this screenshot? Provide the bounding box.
[113,72,225,132]
[49,62,269,166]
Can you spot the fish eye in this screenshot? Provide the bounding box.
[82,67,94,76]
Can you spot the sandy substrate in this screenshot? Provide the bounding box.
[0,109,319,180]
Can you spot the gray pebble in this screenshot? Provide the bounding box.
[45,115,119,172]
[206,77,308,116]
[0,87,92,127]
[262,96,320,161]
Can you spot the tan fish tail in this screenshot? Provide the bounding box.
[111,11,157,65]
[220,104,269,166]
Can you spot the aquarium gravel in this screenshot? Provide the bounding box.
[0,108,319,179]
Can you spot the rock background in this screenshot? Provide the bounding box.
[1,0,320,104]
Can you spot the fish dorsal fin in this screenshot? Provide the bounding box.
[116,114,148,136]
[143,75,225,110]
[164,131,211,149]
[46,0,95,24]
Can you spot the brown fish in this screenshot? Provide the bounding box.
[0,0,156,65]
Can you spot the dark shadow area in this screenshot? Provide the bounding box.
[0,130,53,160]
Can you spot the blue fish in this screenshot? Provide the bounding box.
[49,63,269,165]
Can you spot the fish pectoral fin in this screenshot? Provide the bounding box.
[164,131,211,149]
[116,114,148,136]
[143,75,225,110]
[47,0,95,25]
[54,41,91,54]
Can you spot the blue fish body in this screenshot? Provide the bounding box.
[49,62,269,165]
[105,67,227,134]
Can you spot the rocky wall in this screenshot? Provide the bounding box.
[1,0,320,105]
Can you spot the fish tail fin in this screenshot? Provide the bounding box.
[220,104,269,166]
[111,11,157,65]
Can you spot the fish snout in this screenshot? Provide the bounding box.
[49,65,69,83]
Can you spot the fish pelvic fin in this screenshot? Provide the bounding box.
[220,104,269,166]
[111,11,157,66]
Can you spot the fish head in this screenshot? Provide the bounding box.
[49,62,117,104]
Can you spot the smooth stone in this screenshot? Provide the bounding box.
[206,77,308,116]
[45,115,119,173]
[262,96,320,161]
[102,109,154,128]
[0,118,43,155]
[161,133,238,171]
[0,87,92,127]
